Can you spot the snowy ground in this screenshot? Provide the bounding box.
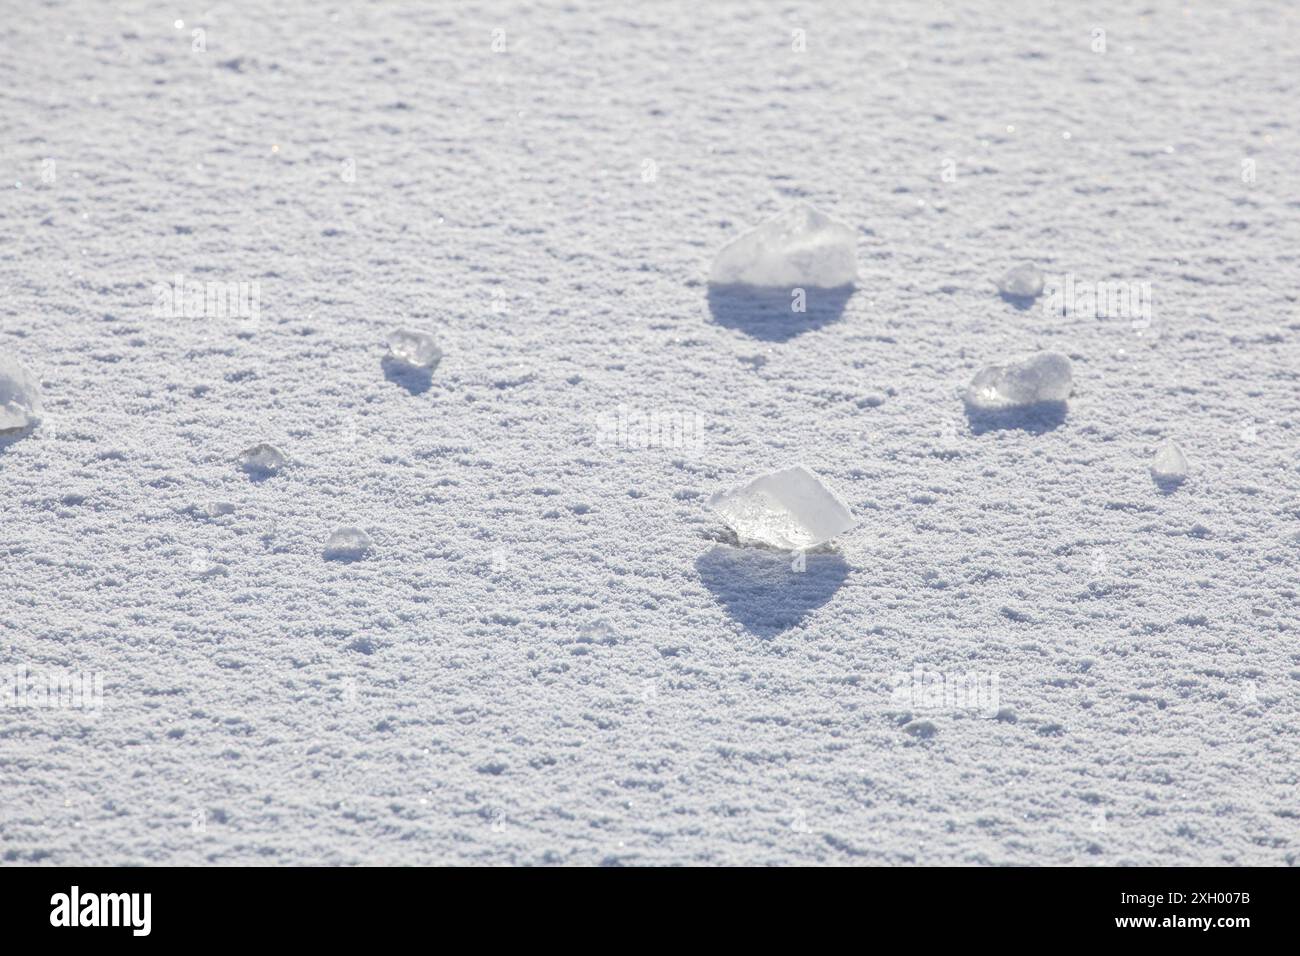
[2,1,1298,865]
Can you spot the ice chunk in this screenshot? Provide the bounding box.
[1150,440,1188,485]
[193,560,228,579]
[578,621,618,644]
[962,351,1072,411]
[324,526,372,561]
[0,356,44,434]
[188,548,227,578]
[386,327,442,371]
[708,464,855,550]
[995,263,1045,299]
[238,442,287,476]
[709,204,857,289]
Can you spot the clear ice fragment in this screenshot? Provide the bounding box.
[324,526,372,561]
[238,442,287,476]
[709,203,858,289]
[962,351,1072,411]
[707,464,855,550]
[1150,440,1188,485]
[0,356,44,434]
[386,328,442,371]
[995,263,1045,299]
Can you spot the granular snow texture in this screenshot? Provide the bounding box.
[1,1,1298,866]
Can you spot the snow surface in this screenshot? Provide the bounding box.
[2,1,1299,866]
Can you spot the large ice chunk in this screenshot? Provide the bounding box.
[962,351,1072,411]
[709,204,858,289]
[995,263,1045,299]
[1150,440,1188,486]
[238,442,288,476]
[324,526,373,561]
[708,464,855,550]
[0,356,44,434]
[386,328,442,371]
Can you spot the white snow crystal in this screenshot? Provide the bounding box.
[707,464,856,550]
[995,263,1045,299]
[709,204,858,289]
[324,526,372,560]
[386,328,442,371]
[1150,440,1188,484]
[0,356,44,434]
[962,351,1073,411]
[238,442,287,476]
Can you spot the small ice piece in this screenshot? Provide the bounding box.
[324,526,372,561]
[578,621,618,644]
[995,263,1045,299]
[707,464,855,550]
[194,561,228,579]
[188,548,227,578]
[0,356,44,434]
[386,327,442,371]
[238,442,287,476]
[709,203,858,289]
[962,351,1072,411]
[1150,440,1188,485]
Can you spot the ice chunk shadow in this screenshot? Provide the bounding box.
[695,544,849,638]
[1152,474,1186,494]
[323,549,366,563]
[382,355,434,394]
[706,283,853,342]
[997,290,1039,311]
[964,400,1067,435]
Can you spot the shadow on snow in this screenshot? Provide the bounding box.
[695,544,849,639]
[706,283,853,342]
